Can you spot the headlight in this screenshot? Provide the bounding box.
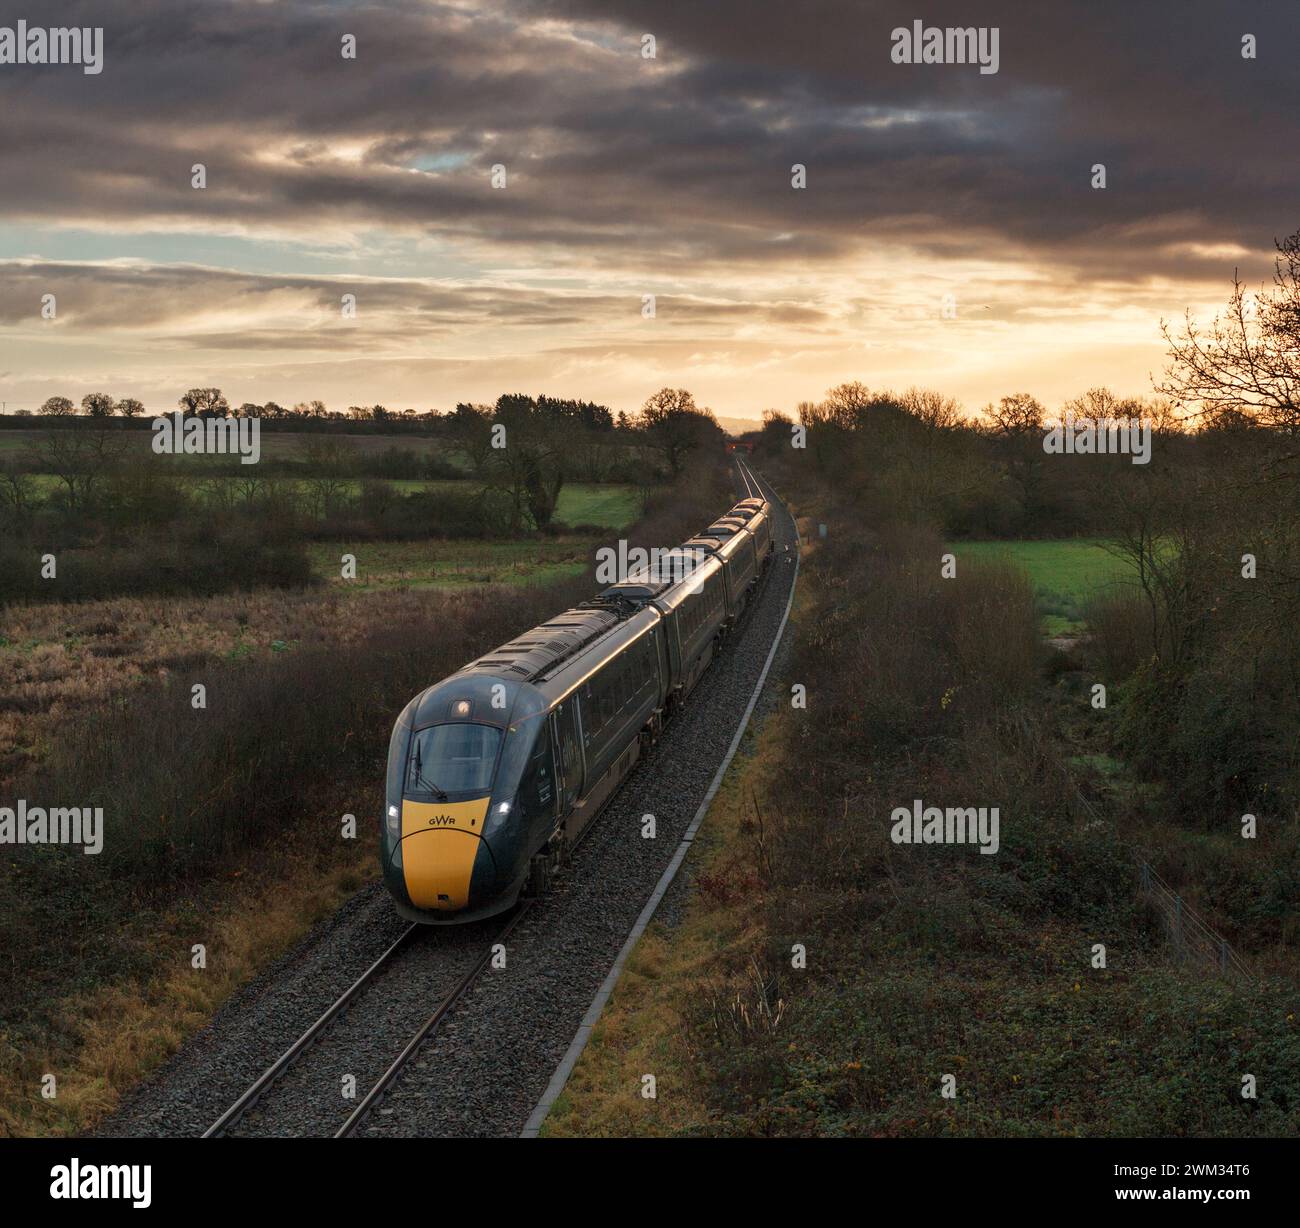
[386,804,400,840]
[494,801,511,816]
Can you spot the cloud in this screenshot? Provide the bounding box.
[0,0,1295,413]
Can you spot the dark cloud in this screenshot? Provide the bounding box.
[0,0,1292,279]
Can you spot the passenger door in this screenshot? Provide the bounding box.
[553,701,582,812]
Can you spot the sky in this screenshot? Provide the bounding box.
[0,0,1295,422]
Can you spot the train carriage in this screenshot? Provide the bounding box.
[382,468,775,924]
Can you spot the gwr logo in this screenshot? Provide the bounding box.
[427,815,457,827]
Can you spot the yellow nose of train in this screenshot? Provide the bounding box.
[399,798,491,912]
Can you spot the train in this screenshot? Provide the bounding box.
[380,482,776,923]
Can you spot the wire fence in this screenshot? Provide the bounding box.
[1138,861,1254,980]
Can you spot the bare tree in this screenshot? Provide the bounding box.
[300,436,352,516]
[30,421,125,513]
[38,396,74,417]
[1159,229,1300,436]
[0,460,36,527]
[820,380,874,428]
[901,387,963,432]
[983,392,1044,436]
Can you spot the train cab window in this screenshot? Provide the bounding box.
[406,723,501,796]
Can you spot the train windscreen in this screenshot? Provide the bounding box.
[406,724,502,796]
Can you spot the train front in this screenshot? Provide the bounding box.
[382,674,545,923]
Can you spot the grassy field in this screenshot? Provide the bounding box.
[307,538,594,590]
[18,472,638,527]
[0,428,472,466]
[947,539,1139,635]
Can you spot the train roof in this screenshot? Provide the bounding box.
[628,550,722,612]
[712,528,755,561]
[681,535,723,554]
[420,596,663,716]
[533,606,660,702]
[459,606,624,686]
[596,546,715,603]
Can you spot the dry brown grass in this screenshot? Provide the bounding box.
[0,584,538,788]
[1,840,371,1137]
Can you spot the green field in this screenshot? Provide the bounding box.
[19,472,638,529]
[947,538,1140,635]
[307,538,595,591]
[0,428,472,465]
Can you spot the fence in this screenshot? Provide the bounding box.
[1138,861,1254,980]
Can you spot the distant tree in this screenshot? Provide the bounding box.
[821,380,874,428]
[901,387,962,431]
[637,387,720,478]
[81,392,115,418]
[179,388,229,417]
[983,392,1044,436]
[982,393,1047,519]
[1063,386,1121,421]
[235,402,262,418]
[262,401,286,419]
[39,396,74,417]
[487,394,568,530]
[759,408,793,454]
[448,403,496,477]
[300,437,352,516]
[116,397,145,418]
[0,460,36,527]
[31,420,125,512]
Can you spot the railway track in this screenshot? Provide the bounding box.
[201,924,416,1137]
[203,904,533,1138]
[153,457,790,1138]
